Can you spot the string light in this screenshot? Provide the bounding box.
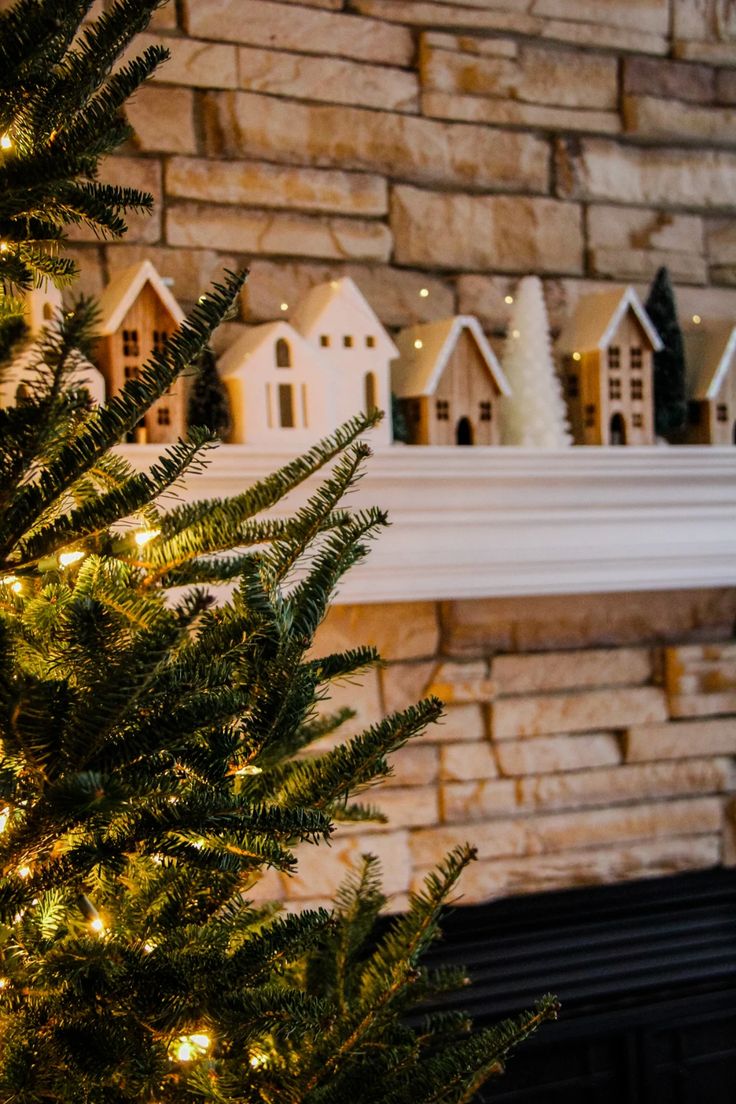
[249,1050,269,1069]
[17,866,31,879]
[504,295,514,304]
[692,314,702,324]
[0,134,12,150]
[279,302,288,312]
[173,1033,211,1062]
[0,978,8,989]
[59,550,85,567]
[190,1034,210,1050]
[233,764,263,776]
[89,916,105,935]
[419,288,429,298]
[512,329,520,339]
[134,528,161,548]
[176,1041,194,1062]
[143,942,155,954]
[413,339,423,350]
[572,351,582,362]
[0,243,7,253]
[0,808,8,833]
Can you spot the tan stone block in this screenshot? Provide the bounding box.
[624,94,736,146]
[105,244,237,309]
[519,757,732,811]
[707,218,736,265]
[381,662,436,715]
[717,69,736,104]
[675,39,736,65]
[285,829,410,899]
[166,157,387,217]
[588,206,705,254]
[314,667,383,746]
[670,693,736,719]
[421,31,519,59]
[493,648,653,696]
[492,687,667,740]
[125,85,196,154]
[441,779,519,823]
[184,0,413,65]
[203,92,549,192]
[240,260,456,327]
[589,247,707,285]
[433,704,487,744]
[63,246,106,298]
[422,92,620,135]
[410,820,528,867]
[137,33,238,89]
[368,786,439,830]
[313,602,439,662]
[556,138,736,210]
[626,718,736,762]
[532,0,669,34]
[167,203,392,263]
[238,46,418,113]
[624,56,715,105]
[389,744,439,788]
[69,157,161,244]
[150,6,177,29]
[428,835,721,903]
[427,659,494,704]
[440,742,498,782]
[243,864,286,903]
[672,0,714,41]
[421,44,617,110]
[441,590,736,657]
[391,187,583,274]
[496,733,621,776]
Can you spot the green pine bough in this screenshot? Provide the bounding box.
[0,2,557,1101]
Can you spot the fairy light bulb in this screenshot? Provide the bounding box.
[512,329,520,339]
[504,294,514,304]
[189,1034,210,1050]
[0,977,8,989]
[0,243,7,253]
[17,866,30,879]
[279,302,288,312]
[419,288,429,298]
[249,1051,268,1069]
[1,134,12,150]
[234,764,263,776]
[692,314,702,324]
[134,528,160,548]
[413,339,423,350]
[143,942,155,954]
[0,808,8,833]
[572,351,582,362]
[176,1040,194,1062]
[59,550,85,567]
[89,916,105,935]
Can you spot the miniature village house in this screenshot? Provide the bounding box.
[290,277,395,446]
[683,321,736,445]
[392,315,511,446]
[557,287,662,446]
[95,260,185,444]
[0,283,105,408]
[217,320,338,447]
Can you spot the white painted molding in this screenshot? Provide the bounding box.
[118,445,736,604]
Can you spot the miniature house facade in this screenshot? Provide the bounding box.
[218,321,338,447]
[95,260,185,444]
[392,315,511,446]
[291,277,395,446]
[0,283,105,408]
[558,287,662,447]
[683,322,736,445]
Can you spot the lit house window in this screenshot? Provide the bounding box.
[366,335,376,348]
[279,383,295,427]
[275,338,291,367]
[320,335,330,347]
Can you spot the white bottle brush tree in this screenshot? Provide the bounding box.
[501,276,572,448]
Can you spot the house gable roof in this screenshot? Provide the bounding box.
[558,286,663,355]
[97,260,185,335]
[683,321,736,401]
[392,315,511,398]
[217,320,328,379]
[291,277,398,358]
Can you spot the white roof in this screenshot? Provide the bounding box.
[558,286,663,354]
[392,315,511,398]
[217,320,327,378]
[291,276,398,357]
[97,260,185,335]
[683,321,736,401]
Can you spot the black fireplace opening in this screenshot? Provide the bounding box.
[418,867,736,1103]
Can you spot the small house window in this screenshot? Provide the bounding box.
[122,329,140,357]
[607,346,620,370]
[343,335,353,348]
[567,374,579,399]
[479,401,492,422]
[609,377,622,401]
[124,365,140,380]
[632,412,643,428]
[157,407,171,426]
[320,335,330,347]
[631,378,644,401]
[630,346,643,370]
[279,383,295,428]
[364,372,377,415]
[717,403,729,422]
[153,330,168,355]
[436,399,450,422]
[275,338,291,368]
[366,335,376,348]
[584,403,596,428]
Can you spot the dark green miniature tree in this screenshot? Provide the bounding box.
[0,3,555,1101]
[188,346,233,440]
[645,266,687,437]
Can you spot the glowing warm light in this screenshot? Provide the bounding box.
[59,550,85,567]
[190,1034,210,1050]
[134,528,161,548]
[0,243,7,253]
[173,1033,210,1062]
[176,1041,194,1062]
[143,942,155,954]
[0,134,12,150]
[572,351,582,362]
[692,314,702,324]
[413,339,423,350]
[330,280,339,289]
[0,978,8,989]
[193,839,204,850]
[504,295,514,304]
[279,302,288,311]
[511,329,520,339]
[0,808,8,833]
[249,1051,269,1069]
[89,917,105,934]
[419,288,429,298]
[17,866,30,879]
[234,764,263,776]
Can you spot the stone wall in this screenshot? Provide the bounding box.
[247,589,736,910]
[75,0,736,348]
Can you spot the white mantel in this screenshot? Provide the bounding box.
[119,445,736,604]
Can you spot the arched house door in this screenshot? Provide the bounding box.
[609,412,627,446]
[456,416,474,445]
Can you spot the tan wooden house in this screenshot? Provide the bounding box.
[557,287,662,446]
[96,260,185,444]
[682,321,736,445]
[392,315,510,446]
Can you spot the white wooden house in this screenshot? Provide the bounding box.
[683,320,736,445]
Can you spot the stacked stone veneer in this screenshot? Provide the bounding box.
[250,589,736,909]
[69,0,736,344]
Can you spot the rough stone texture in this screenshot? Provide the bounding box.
[104,244,238,308]
[366,787,440,830]
[381,661,436,715]
[314,667,383,745]
[492,687,668,739]
[492,647,653,695]
[496,733,622,776]
[589,246,708,284]
[625,718,736,762]
[623,95,736,146]
[313,602,439,662]
[427,660,495,703]
[139,33,238,90]
[285,829,411,899]
[167,203,393,262]
[69,157,162,244]
[389,745,440,788]
[623,56,716,103]
[125,86,197,154]
[391,187,583,274]
[204,92,549,193]
[440,742,498,781]
[587,206,706,284]
[421,91,621,135]
[441,779,519,823]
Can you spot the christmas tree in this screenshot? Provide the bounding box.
[0,2,555,1101]
[188,347,233,441]
[500,276,572,448]
[645,266,687,438]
